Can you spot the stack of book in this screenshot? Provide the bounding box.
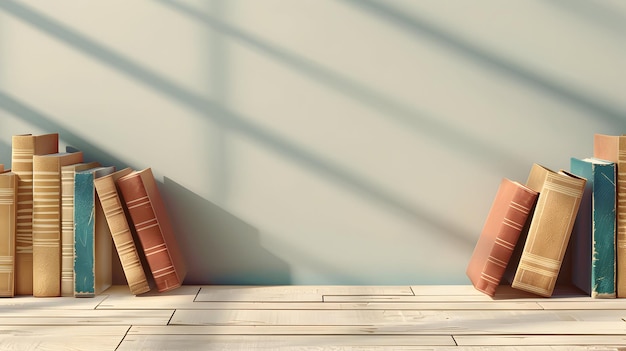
[467,133,625,298]
[0,133,187,297]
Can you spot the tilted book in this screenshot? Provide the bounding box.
[570,157,616,298]
[74,166,115,297]
[60,162,100,297]
[593,134,626,297]
[94,168,150,295]
[512,163,586,297]
[117,168,186,292]
[0,170,17,297]
[11,133,58,295]
[32,151,83,297]
[466,178,538,296]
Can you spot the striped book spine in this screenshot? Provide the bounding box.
[0,171,17,297]
[512,164,586,297]
[594,134,626,297]
[11,133,58,295]
[466,178,538,296]
[94,168,150,295]
[32,152,83,297]
[117,168,186,293]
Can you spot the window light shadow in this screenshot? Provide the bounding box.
[0,1,476,248]
[340,0,626,125]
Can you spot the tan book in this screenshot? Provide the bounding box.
[60,162,100,297]
[11,133,58,295]
[32,151,83,297]
[593,134,626,297]
[0,170,18,297]
[94,168,150,295]
[117,168,186,293]
[512,164,586,297]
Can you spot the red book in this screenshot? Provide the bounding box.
[466,178,538,296]
[116,168,186,292]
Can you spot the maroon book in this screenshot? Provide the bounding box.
[466,178,538,296]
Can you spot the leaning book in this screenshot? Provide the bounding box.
[466,178,538,296]
[0,169,18,297]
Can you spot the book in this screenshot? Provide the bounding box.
[10,133,58,295]
[94,168,150,295]
[60,162,100,297]
[32,151,83,297]
[512,163,586,297]
[74,166,115,297]
[117,168,186,292]
[593,134,626,297]
[466,178,538,297]
[570,157,616,298]
[0,169,17,297]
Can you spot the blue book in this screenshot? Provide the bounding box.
[74,166,115,297]
[570,157,616,298]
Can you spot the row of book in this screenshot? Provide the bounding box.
[0,133,187,297]
[467,133,625,298]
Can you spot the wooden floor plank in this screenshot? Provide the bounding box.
[0,325,129,351]
[183,301,544,310]
[97,285,201,309]
[0,294,107,310]
[0,309,174,326]
[195,285,413,302]
[455,334,626,346]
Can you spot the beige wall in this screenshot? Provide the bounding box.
[1,0,624,284]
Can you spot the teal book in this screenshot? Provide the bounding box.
[74,166,115,297]
[570,157,616,298]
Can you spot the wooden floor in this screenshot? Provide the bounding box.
[1,285,626,350]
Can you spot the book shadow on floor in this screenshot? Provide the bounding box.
[159,177,292,285]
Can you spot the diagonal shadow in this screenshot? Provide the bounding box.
[0,91,130,171]
[154,0,528,176]
[340,0,626,125]
[0,1,476,248]
[543,0,626,35]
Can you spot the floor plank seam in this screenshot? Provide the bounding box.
[114,325,132,351]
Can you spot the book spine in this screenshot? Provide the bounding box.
[592,162,617,298]
[118,173,182,292]
[618,138,626,297]
[512,170,586,297]
[73,172,96,297]
[95,175,150,295]
[0,172,17,297]
[60,167,75,297]
[32,158,62,297]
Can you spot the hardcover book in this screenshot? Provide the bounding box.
[467,178,538,296]
[74,166,115,297]
[570,157,616,298]
[117,168,186,292]
[94,168,150,295]
[593,134,626,297]
[11,133,58,295]
[60,162,100,297]
[512,163,586,297]
[32,151,83,297]
[0,170,17,297]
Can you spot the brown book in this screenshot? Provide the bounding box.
[11,133,58,295]
[594,134,626,297]
[512,164,586,297]
[0,170,18,297]
[32,151,83,297]
[94,168,150,295]
[117,168,186,292]
[60,162,100,297]
[466,178,538,297]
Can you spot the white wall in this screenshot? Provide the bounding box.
[0,0,624,285]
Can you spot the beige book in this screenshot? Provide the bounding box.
[60,162,100,297]
[0,170,17,296]
[512,164,586,297]
[32,151,83,297]
[11,133,58,295]
[94,168,150,295]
